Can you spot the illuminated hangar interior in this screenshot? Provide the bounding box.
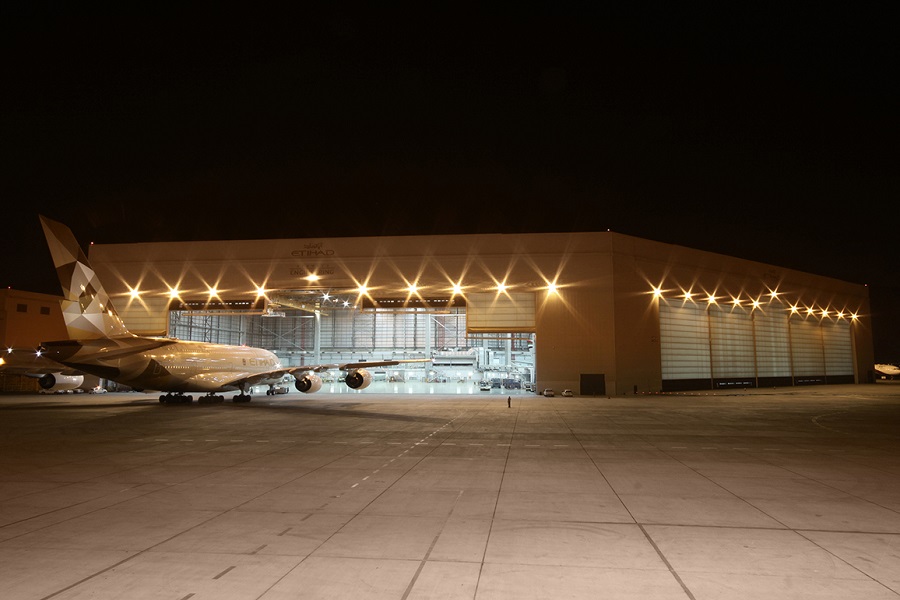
[87,230,875,395]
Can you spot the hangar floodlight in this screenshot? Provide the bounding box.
[707,295,717,304]
[651,286,663,299]
[168,287,180,299]
[129,287,140,300]
[807,307,816,315]
[306,274,320,282]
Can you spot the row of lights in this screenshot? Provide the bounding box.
[651,286,859,320]
[125,280,562,302]
[124,279,858,320]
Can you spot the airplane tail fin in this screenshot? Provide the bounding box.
[39,215,132,340]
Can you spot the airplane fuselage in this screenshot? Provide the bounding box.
[875,364,900,378]
[40,336,285,393]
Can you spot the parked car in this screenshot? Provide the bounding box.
[479,381,492,391]
[561,389,574,397]
[89,386,107,394]
[542,388,555,397]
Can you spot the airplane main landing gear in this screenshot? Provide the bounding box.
[159,393,194,404]
[199,394,225,404]
[232,393,252,403]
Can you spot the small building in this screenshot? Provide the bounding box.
[0,288,69,392]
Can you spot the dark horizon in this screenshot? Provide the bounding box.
[2,9,897,362]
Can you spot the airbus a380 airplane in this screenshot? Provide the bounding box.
[23,216,430,403]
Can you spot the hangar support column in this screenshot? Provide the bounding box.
[424,310,432,359]
[314,309,322,364]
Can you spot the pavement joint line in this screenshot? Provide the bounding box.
[213,566,237,579]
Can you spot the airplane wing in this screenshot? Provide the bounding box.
[214,357,432,394]
[286,357,432,375]
[0,348,82,376]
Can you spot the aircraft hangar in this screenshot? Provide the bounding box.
[84,230,875,396]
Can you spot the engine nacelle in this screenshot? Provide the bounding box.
[294,373,323,393]
[345,368,373,390]
[38,373,85,392]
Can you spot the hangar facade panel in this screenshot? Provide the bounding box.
[87,231,874,395]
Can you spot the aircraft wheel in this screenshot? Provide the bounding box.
[159,395,166,403]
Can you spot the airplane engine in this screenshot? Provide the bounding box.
[294,373,323,393]
[345,369,373,390]
[38,373,85,392]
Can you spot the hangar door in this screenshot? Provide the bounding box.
[659,302,853,391]
[465,293,535,332]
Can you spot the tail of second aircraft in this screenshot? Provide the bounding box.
[39,215,132,340]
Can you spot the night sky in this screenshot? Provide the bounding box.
[2,9,898,362]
